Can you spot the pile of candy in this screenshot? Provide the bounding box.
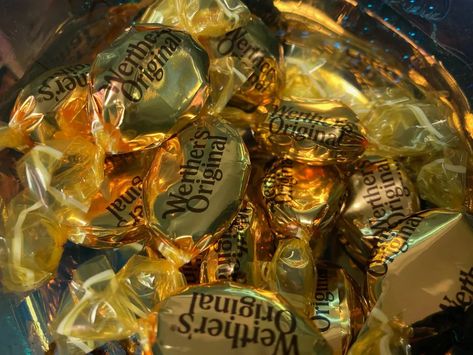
[0,0,472,354]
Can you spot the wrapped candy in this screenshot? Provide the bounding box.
[201,15,282,110]
[1,65,91,150]
[52,256,147,347]
[263,238,316,316]
[310,264,367,355]
[257,158,346,251]
[16,137,105,215]
[52,252,186,352]
[200,199,274,286]
[363,95,462,157]
[340,157,420,265]
[282,41,371,117]
[90,24,210,154]
[415,148,467,210]
[141,0,282,112]
[366,210,473,326]
[140,0,251,37]
[150,282,332,354]
[0,191,67,292]
[116,254,187,310]
[66,148,155,248]
[143,116,251,265]
[253,98,366,165]
[348,309,411,355]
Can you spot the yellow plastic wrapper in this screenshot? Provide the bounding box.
[89,24,210,154]
[140,0,251,37]
[150,282,332,354]
[201,16,282,110]
[51,253,187,353]
[66,148,155,248]
[258,158,346,245]
[348,309,411,355]
[53,256,147,345]
[16,137,105,215]
[311,264,367,355]
[200,199,274,286]
[0,190,67,292]
[253,98,366,165]
[340,157,420,265]
[415,149,467,210]
[282,41,371,117]
[363,95,461,157]
[143,116,251,265]
[140,0,280,112]
[116,254,187,310]
[4,64,91,148]
[263,238,316,316]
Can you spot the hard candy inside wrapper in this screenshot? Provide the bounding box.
[1,0,473,354]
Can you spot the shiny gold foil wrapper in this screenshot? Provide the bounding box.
[140,0,251,37]
[201,199,274,286]
[264,238,316,316]
[5,64,91,147]
[348,309,411,355]
[366,210,473,326]
[258,158,346,244]
[254,98,366,165]
[90,24,210,154]
[66,148,156,248]
[340,157,420,265]
[200,16,283,110]
[144,116,251,265]
[311,264,367,355]
[151,282,332,354]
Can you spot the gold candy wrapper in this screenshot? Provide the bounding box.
[0,190,67,292]
[140,0,251,37]
[278,10,464,160]
[144,116,251,265]
[340,157,419,265]
[90,24,210,154]
[116,255,187,310]
[141,1,281,112]
[258,158,346,245]
[2,64,91,149]
[348,309,411,355]
[363,95,462,158]
[151,282,332,354]
[254,98,366,165]
[66,149,155,248]
[53,254,186,349]
[201,199,274,286]
[311,264,367,355]
[263,238,316,316]
[200,16,283,111]
[415,148,467,210]
[366,210,473,326]
[16,137,105,215]
[282,41,370,117]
